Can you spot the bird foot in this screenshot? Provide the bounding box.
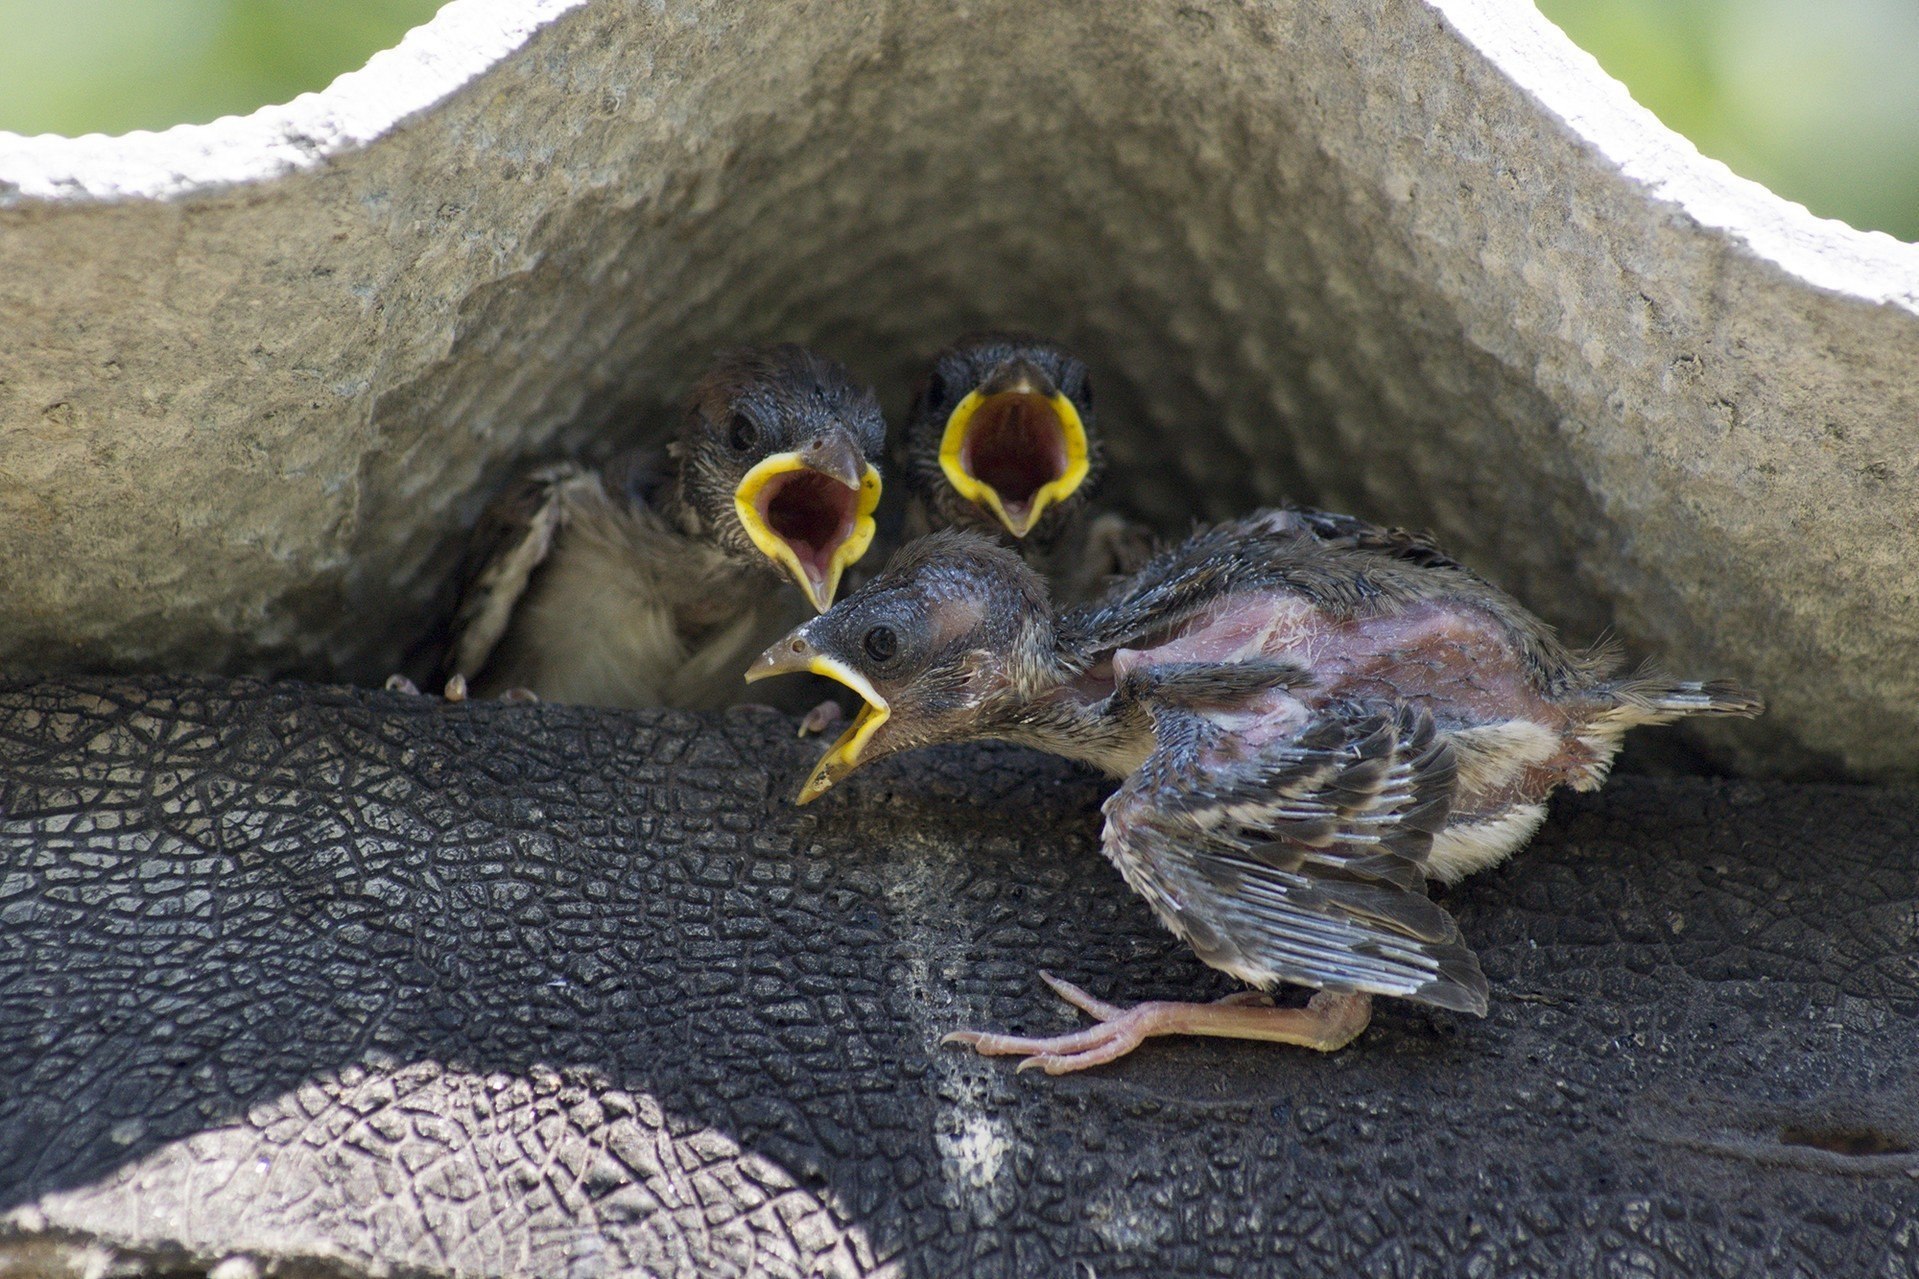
[498,686,540,704]
[1083,512,1157,579]
[442,674,468,702]
[796,699,845,737]
[942,972,1371,1075]
[384,674,421,696]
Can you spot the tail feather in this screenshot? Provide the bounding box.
[1637,677,1765,719]
[1603,672,1765,730]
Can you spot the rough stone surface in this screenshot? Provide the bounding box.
[1,676,1916,1277]
[0,0,1914,776]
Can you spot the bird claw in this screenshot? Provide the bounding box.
[1036,970,1126,1020]
[941,1004,1157,1076]
[498,686,540,704]
[384,674,421,696]
[442,674,468,702]
[943,974,1365,1074]
[942,971,1171,1074]
[796,699,845,738]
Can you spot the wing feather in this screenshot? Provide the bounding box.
[445,462,597,681]
[1100,694,1488,1014]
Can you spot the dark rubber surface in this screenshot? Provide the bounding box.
[0,677,1913,1276]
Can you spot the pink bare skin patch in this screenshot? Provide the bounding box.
[1111,591,1598,792]
[1123,594,1552,720]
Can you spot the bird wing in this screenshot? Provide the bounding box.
[1060,516,1279,654]
[444,462,600,681]
[1277,504,1471,573]
[1100,684,1488,1013]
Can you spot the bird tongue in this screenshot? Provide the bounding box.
[759,468,859,587]
[960,393,1069,515]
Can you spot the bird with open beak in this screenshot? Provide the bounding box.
[443,344,885,709]
[900,333,1153,602]
[748,517,1762,1073]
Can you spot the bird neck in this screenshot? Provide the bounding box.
[985,648,1149,778]
[649,457,698,537]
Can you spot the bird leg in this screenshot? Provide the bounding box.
[943,971,1371,1075]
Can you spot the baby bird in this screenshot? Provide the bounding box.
[900,333,1152,601]
[748,515,1762,1073]
[445,344,885,709]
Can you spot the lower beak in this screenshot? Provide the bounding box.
[733,431,882,612]
[936,376,1089,539]
[747,632,891,803]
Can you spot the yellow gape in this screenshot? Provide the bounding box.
[745,641,890,803]
[937,386,1089,539]
[732,453,882,612]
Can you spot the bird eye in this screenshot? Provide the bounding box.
[727,413,758,453]
[863,625,898,663]
[923,371,948,411]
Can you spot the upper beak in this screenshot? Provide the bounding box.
[936,360,1090,539]
[794,429,867,491]
[747,630,891,804]
[732,426,882,612]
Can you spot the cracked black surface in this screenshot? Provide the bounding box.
[0,676,1914,1277]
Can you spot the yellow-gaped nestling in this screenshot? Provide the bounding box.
[899,332,1153,602]
[445,344,885,708]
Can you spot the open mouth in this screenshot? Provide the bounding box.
[939,388,1089,538]
[960,393,1071,525]
[734,453,882,612]
[761,468,859,586]
[745,634,890,803]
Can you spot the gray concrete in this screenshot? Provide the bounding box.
[1,0,1915,775]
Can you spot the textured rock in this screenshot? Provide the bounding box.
[1,677,1916,1277]
[0,0,1915,775]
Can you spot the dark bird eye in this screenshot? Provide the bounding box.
[923,371,948,411]
[863,625,898,663]
[727,413,758,453]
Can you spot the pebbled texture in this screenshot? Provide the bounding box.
[1,1,1916,776]
[1,676,1915,1277]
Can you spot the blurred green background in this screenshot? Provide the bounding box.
[0,0,443,137]
[1536,0,1919,241]
[0,0,1912,242]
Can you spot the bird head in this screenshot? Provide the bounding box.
[905,333,1102,543]
[748,530,1054,802]
[676,345,886,612]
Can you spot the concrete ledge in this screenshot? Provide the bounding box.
[1,0,1914,773]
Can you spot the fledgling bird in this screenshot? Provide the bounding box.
[748,515,1762,1073]
[899,333,1152,601]
[444,344,885,709]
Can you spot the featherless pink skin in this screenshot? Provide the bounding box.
[749,514,1762,1073]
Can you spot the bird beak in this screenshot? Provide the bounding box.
[733,428,882,612]
[746,630,891,804]
[937,359,1090,539]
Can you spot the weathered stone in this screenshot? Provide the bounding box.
[0,3,1914,768]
